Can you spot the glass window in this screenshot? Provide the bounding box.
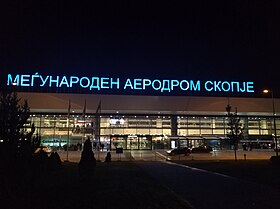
[112,128,124,135]
[213,117,225,128]
[213,129,225,135]
[178,129,188,136]
[111,136,126,149]
[188,129,200,135]
[200,117,212,128]
[187,117,200,128]
[201,129,213,135]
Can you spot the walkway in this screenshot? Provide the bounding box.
[58,149,276,162]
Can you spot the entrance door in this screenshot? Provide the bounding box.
[128,135,138,150]
[111,136,127,149]
[139,136,152,150]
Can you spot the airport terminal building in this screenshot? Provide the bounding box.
[6,73,280,151]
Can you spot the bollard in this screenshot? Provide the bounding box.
[244,154,247,161]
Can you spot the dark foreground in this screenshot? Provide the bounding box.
[0,161,192,209]
[138,160,280,209]
[1,159,280,209]
[172,159,280,191]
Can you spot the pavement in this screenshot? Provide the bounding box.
[57,149,277,162]
[136,161,280,209]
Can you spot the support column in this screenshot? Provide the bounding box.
[171,115,178,136]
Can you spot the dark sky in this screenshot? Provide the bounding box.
[1,0,280,97]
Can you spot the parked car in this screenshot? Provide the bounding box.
[166,147,191,156]
[34,145,52,154]
[191,145,212,153]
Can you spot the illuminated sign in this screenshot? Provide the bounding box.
[7,73,255,94]
[110,118,125,125]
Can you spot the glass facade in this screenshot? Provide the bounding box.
[24,114,279,151]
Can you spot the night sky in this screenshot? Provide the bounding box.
[1,1,280,97]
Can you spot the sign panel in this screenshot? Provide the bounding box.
[5,72,255,96]
[116,147,123,154]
